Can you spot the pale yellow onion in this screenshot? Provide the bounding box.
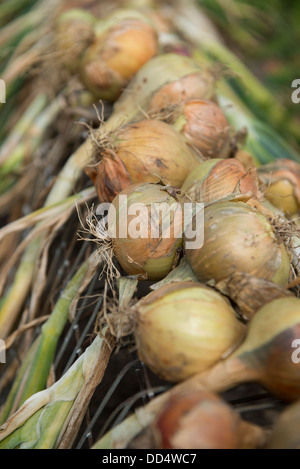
[185,201,291,287]
[258,158,300,215]
[108,183,183,281]
[134,281,244,381]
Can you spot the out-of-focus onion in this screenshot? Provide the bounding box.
[109,53,217,126]
[172,99,231,159]
[267,400,300,449]
[180,158,259,204]
[86,119,201,202]
[258,159,300,216]
[78,9,158,101]
[54,8,96,73]
[185,201,291,287]
[134,281,244,381]
[108,183,183,281]
[152,389,267,449]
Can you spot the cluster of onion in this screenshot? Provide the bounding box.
[75,18,300,448]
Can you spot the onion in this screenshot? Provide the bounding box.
[258,159,300,216]
[172,99,231,159]
[180,158,260,204]
[179,296,300,402]
[152,389,267,449]
[54,8,96,73]
[78,9,158,101]
[267,401,300,449]
[109,53,217,126]
[185,200,291,287]
[107,183,183,281]
[86,119,201,202]
[134,281,244,381]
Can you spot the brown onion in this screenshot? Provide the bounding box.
[173,99,231,159]
[152,389,267,449]
[180,158,259,204]
[185,200,291,287]
[258,159,300,215]
[78,9,158,101]
[134,281,244,381]
[86,119,201,202]
[107,183,183,281]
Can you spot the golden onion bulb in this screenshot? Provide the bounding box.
[185,201,291,287]
[258,158,300,216]
[173,99,231,159]
[134,281,244,381]
[86,119,201,202]
[108,183,183,281]
[78,10,158,101]
[180,158,259,204]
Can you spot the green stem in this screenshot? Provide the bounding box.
[0,252,98,424]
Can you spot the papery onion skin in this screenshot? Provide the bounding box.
[258,158,300,215]
[186,201,291,287]
[134,281,244,382]
[109,183,183,281]
[153,389,241,449]
[79,11,158,101]
[173,99,231,159]
[87,119,201,203]
[180,158,259,204]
